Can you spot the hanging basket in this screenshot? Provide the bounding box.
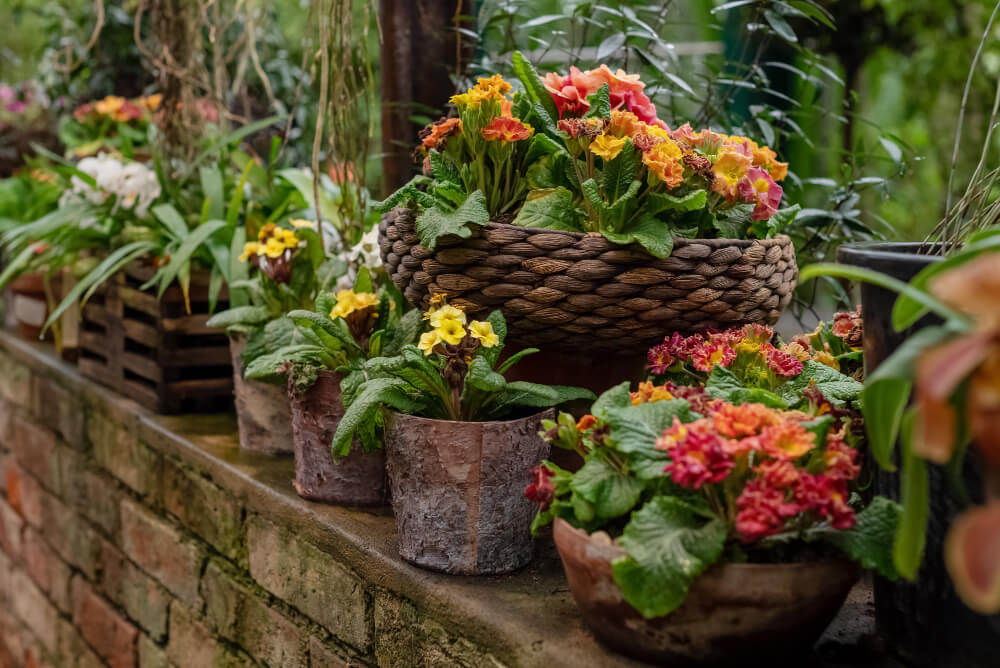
[379,207,798,353]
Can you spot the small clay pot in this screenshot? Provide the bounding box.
[9,272,51,342]
[288,370,387,505]
[553,518,859,665]
[229,336,293,454]
[383,409,553,575]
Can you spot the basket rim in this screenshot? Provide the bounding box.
[385,206,792,249]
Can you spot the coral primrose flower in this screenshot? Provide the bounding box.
[646,342,675,375]
[642,138,685,188]
[763,343,804,377]
[735,478,801,541]
[712,149,753,200]
[659,419,735,489]
[738,168,783,221]
[759,420,815,460]
[481,116,533,142]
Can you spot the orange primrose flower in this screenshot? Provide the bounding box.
[481,116,533,142]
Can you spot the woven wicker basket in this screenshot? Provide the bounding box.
[379,207,797,353]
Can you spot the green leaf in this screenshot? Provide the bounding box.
[570,455,644,519]
[778,361,863,407]
[822,497,902,580]
[604,399,695,454]
[601,142,638,203]
[428,149,461,185]
[612,496,727,618]
[511,51,560,127]
[331,377,424,457]
[863,378,910,472]
[353,266,374,294]
[749,204,799,239]
[496,347,538,375]
[205,305,271,330]
[244,343,333,382]
[480,309,508,367]
[278,168,341,227]
[583,83,611,119]
[153,220,228,300]
[151,203,190,241]
[591,381,632,420]
[415,190,490,251]
[228,226,249,307]
[487,381,593,418]
[242,316,297,366]
[466,356,507,392]
[705,366,787,408]
[580,178,607,218]
[627,448,670,482]
[764,9,798,42]
[646,190,708,216]
[894,411,928,581]
[289,310,364,359]
[603,214,675,258]
[199,165,225,221]
[798,263,968,328]
[523,133,563,165]
[512,187,582,231]
[382,308,423,357]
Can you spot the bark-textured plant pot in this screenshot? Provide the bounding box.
[380,207,798,354]
[229,336,293,454]
[553,518,859,665]
[839,242,997,668]
[288,370,387,505]
[383,409,553,575]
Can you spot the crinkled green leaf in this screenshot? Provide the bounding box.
[646,190,708,216]
[601,141,638,202]
[206,305,271,331]
[513,187,582,231]
[570,455,644,520]
[602,214,675,258]
[582,83,611,119]
[591,381,633,420]
[705,366,787,407]
[612,496,727,618]
[822,497,902,580]
[605,399,695,454]
[466,356,507,392]
[331,377,424,457]
[415,190,490,250]
[779,360,863,407]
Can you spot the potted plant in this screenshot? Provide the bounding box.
[527,324,899,664]
[376,54,799,363]
[243,267,421,505]
[332,299,593,574]
[802,238,1000,667]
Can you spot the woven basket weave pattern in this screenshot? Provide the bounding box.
[379,207,798,352]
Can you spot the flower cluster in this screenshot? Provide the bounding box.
[543,65,664,127]
[73,94,160,124]
[329,288,380,344]
[59,153,161,218]
[417,296,499,356]
[239,223,302,284]
[832,306,863,348]
[655,402,860,541]
[789,308,865,377]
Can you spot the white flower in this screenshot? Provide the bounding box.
[333,227,383,291]
[60,153,161,218]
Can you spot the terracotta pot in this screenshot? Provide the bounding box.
[8,272,51,342]
[553,518,859,664]
[229,336,293,454]
[383,409,553,575]
[288,370,387,505]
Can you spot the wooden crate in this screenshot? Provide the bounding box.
[78,263,234,414]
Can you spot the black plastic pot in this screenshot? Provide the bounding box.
[838,242,999,668]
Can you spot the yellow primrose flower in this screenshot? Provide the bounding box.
[417,331,441,356]
[239,241,261,262]
[257,222,277,242]
[428,304,467,328]
[139,94,162,111]
[95,96,125,116]
[289,218,315,229]
[590,134,627,161]
[353,292,380,310]
[435,319,466,345]
[263,237,285,259]
[331,290,360,319]
[813,350,840,371]
[278,228,299,248]
[468,320,499,348]
[428,293,447,307]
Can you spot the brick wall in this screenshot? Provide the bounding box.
[0,338,541,668]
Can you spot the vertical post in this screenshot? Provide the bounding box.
[379,0,463,194]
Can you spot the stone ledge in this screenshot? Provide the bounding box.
[0,331,882,667]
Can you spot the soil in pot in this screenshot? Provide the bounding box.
[229,336,293,455]
[839,242,997,668]
[553,518,859,665]
[383,409,552,575]
[288,370,387,505]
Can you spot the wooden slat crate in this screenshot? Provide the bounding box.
[77,263,234,414]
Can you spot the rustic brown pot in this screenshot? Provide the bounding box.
[553,518,859,665]
[8,272,51,342]
[288,370,387,505]
[384,409,553,575]
[229,336,293,454]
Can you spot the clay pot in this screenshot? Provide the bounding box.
[553,518,859,665]
[288,370,387,505]
[383,409,553,575]
[229,336,293,454]
[8,272,51,342]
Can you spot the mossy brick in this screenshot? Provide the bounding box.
[0,397,13,447]
[10,570,60,655]
[22,528,72,614]
[14,466,43,528]
[166,601,247,668]
[120,500,204,610]
[0,496,24,560]
[31,376,86,451]
[71,575,139,668]
[33,484,102,580]
[201,560,308,668]
[373,591,506,668]
[11,416,61,493]
[137,635,169,668]
[0,350,33,409]
[88,412,162,499]
[162,457,245,563]
[0,541,12,601]
[59,460,122,538]
[308,636,354,668]
[246,515,371,652]
[57,618,107,668]
[99,541,171,642]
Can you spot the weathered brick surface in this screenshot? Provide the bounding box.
[162,456,245,563]
[247,515,372,652]
[99,541,171,642]
[1,337,518,668]
[71,576,139,668]
[22,528,72,614]
[120,500,204,609]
